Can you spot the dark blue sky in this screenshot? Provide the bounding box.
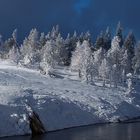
[0,0,139,41]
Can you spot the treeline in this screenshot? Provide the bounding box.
[0,23,139,87]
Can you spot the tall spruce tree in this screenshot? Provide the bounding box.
[123,31,136,73]
[93,47,105,78]
[81,40,94,83]
[20,28,39,65]
[7,29,20,62]
[116,22,123,47]
[107,36,123,87]
[95,31,104,50]
[40,40,56,74]
[104,27,111,50]
[71,41,83,72]
[99,58,110,87]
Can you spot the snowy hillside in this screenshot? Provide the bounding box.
[0,61,140,137]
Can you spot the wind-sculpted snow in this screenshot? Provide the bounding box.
[0,61,140,137]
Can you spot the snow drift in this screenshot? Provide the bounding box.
[0,61,140,137]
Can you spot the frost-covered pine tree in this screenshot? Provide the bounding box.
[93,47,105,78]
[95,28,111,51]
[107,36,122,87]
[20,38,33,65]
[20,28,39,65]
[121,50,129,83]
[104,27,111,50]
[54,33,68,65]
[95,31,104,50]
[126,73,133,94]
[39,32,46,48]
[67,31,78,64]
[69,31,78,54]
[8,46,20,64]
[79,31,91,43]
[81,40,94,83]
[46,27,69,66]
[8,29,20,63]
[116,21,123,47]
[132,42,140,75]
[71,40,95,82]
[64,33,72,65]
[3,29,19,59]
[40,40,56,75]
[123,31,136,74]
[84,31,91,41]
[99,58,110,87]
[12,29,18,42]
[71,41,83,73]
[50,25,59,40]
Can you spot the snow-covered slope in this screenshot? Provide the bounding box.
[0,60,140,137]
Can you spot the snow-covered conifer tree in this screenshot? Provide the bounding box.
[8,46,20,64]
[40,40,56,75]
[123,31,136,74]
[116,22,123,47]
[39,32,46,48]
[71,41,83,72]
[20,28,39,65]
[132,42,140,75]
[71,40,94,82]
[21,38,34,65]
[107,36,122,87]
[65,31,78,64]
[95,28,111,51]
[54,33,67,65]
[8,29,20,63]
[126,73,133,94]
[70,31,78,51]
[50,25,59,40]
[99,58,110,86]
[3,29,19,59]
[64,33,72,65]
[79,31,91,43]
[104,27,111,50]
[93,47,105,78]
[121,50,129,83]
[12,29,17,42]
[95,31,104,50]
[81,40,94,83]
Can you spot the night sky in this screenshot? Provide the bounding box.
[0,0,139,42]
